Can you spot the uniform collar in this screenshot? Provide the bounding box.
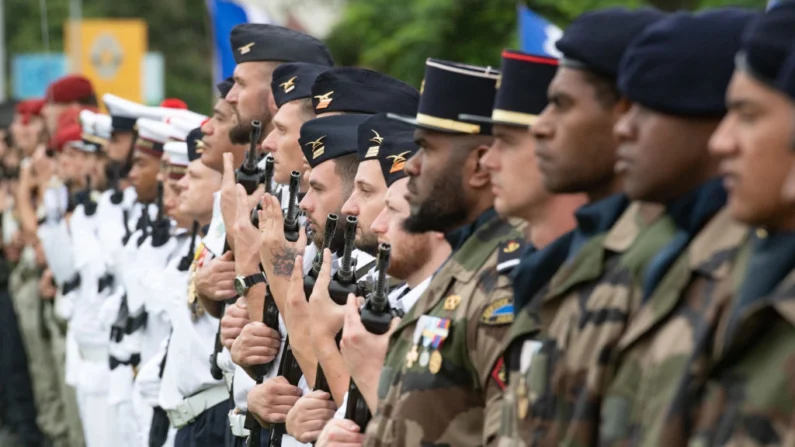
[666,176,727,233]
[444,208,498,252]
[568,193,629,260]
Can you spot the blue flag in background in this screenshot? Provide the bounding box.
[518,4,562,58]
[206,0,271,82]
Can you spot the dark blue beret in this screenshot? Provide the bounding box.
[299,115,371,168]
[737,2,795,87]
[556,7,666,79]
[377,131,417,187]
[779,45,795,102]
[310,67,419,115]
[388,58,499,135]
[216,77,234,99]
[618,8,758,117]
[230,24,334,66]
[186,127,204,162]
[271,62,330,108]
[356,113,415,162]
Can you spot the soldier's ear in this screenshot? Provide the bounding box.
[467,144,491,189]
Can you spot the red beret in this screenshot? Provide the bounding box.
[16,99,46,124]
[56,106,84,132]
[160,98,188,109]
[52,123,83,152]
[46,75,95,104]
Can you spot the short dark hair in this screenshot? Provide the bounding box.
[78,93,99,107]
[581,71,620,108]
[333,153,359,197]
[296,98,315,122]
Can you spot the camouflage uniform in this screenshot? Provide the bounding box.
[365,210,523,446]
[9,250,69,446]
[600,209,749,447]
[499,202,675,447]
[686,233,795,447]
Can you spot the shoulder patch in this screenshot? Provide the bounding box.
[491,357,507,390]
[497,239,527,274]
[481,297,514,325]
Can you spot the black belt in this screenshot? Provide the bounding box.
[109,353,141,370]
[62,274,82,295]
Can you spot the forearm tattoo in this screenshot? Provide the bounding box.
[271,244,299,278]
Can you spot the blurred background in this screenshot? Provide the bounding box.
[0,0,770,117]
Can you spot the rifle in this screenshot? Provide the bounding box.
[328,216,364,304]
[283,171,301,242]
[136,205,151,247]
[84,175,98,216]
[236,121,263,195]
[209,297,237,381]
[303,214,338,298]
[151,181,171,247]
[345,243,392,430]
[178,221,200,272]
[250,155,275,228]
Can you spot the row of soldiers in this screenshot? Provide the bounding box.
[3,2,795,447]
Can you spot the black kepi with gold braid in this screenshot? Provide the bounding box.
[460,50,558,128]
[299,115,371,168]
[388,58,499,135]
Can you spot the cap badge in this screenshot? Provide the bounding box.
[387,151,412,174]
[280,76,297,93]
[306,136,326,159]
[495,75,502,90]
[195,139,205,154]
[238,42,255,55]
[420,79,425,95]
[366,130,383,158]
[503,241,520,253]
[314,91,334,110]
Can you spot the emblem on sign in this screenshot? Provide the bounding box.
[89,33,123,80]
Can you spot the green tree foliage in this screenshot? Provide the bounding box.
[326,0,767,88]
[5,0,213,113]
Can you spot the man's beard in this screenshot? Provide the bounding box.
[311,214,346,255]
[355,230,379,257]
[229,109,272,145]
[388,232,432,281]
[403,173,469,234]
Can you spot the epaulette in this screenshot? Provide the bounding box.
[496,238,527,274]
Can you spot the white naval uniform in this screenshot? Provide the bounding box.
[158,235,226,439]
[106,201,155,447]
[129,228,190,446]
[70,188,137,447]
[332,277,430,420]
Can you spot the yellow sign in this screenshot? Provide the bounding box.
[66,19,147,105]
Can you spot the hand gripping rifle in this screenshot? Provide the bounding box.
[250,155,274,228]
[328,216,364,304]
[303,214,338,298]
[345,243,392,430]
[283,171,301,242]
[237,121,263,195]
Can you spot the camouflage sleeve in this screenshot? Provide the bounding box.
[467,266,515,445]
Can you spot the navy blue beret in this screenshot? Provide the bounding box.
[738,2,795,87]
[377,131,417,187]
[216,77,233,99]
[186,127,204,162]
[299,115,371,168]
[618,8,758,117]
[271,62,330,108]
[311,67,419,115]
[230,24,334,66]
[556,7,666,79]
[356,113,415,162]
[779,45,795,102]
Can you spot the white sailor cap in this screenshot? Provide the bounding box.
[103,94,180,132]
[134,118,174,158]
[164,115,207,141]
[79,110,113,148]
[164,142,189,179]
